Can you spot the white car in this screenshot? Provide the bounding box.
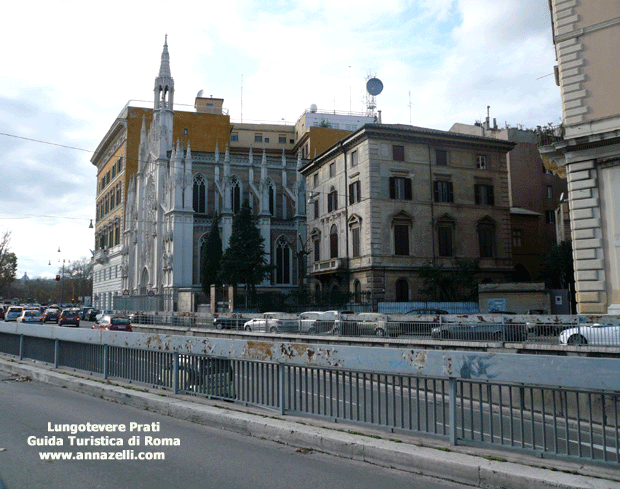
[243,313,298,333]
[559,323,620,346]
[18,309,43,323]
[298,311,342,334]
[5,306,24,322]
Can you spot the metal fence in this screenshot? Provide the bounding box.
[1,325,619,465]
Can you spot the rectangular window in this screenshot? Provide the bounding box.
[350,150,358,167]
[313,173,319,188]
[349,181,361,204]
[433,181,454,203]
[389,177,412,200]
[117,157,123,173]
[474,184,495,205]
[351,227,360,257]
[436,149,447,166]
[547,185,553,199]
[545,210,556,224]
[329,162,335,178]
[437,227,453,257]
[184,128,188,136]
[313,238,320,262]
[476,155,487,169]
[478,228,495,258]
[278,135,286,144]
[231,133,239,142]
[254,134,263,143]
[512,229,523,247]
[265,137,270,143]
[394,224,409,256]
[327,190,338,213]
[393,145,405,161]
[313,198,319,219]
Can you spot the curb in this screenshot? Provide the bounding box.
[1,357,618,489]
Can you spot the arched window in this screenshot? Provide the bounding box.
[395,278,409,302]
[275,236,291,284]
[231,177,241,214]
[348,215,362,257]
[330,225,339,258]
[193,173,206,213]
[268,183,276,216]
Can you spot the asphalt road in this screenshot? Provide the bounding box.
[0,375,469,489]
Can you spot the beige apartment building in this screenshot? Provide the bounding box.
[300,124,515,307]
[540,1,620,313]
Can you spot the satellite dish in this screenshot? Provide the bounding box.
[197,89,204,97]
[366,78,383,96]
[310,104,318,113]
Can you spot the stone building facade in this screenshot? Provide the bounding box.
[541,1,620,313]
[300,124,515,307]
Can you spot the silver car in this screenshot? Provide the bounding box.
[559,323,620,346]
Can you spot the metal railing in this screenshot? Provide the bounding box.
[2,325,618,465]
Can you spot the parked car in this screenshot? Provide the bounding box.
[158,355,235,398]
[334,313,401,338]
[213,315,247,330]
[559,323,620,346]
[41,308,60,324]
[431,322,527,342]
[79,307,91,320]
[59,308,81,327]
[5,306,24,322]
[243,313,298,333]
[92,315,133,332]
[19,309,43,323]
[298,311,343,334]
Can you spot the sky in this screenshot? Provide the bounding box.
[0,0,562,280]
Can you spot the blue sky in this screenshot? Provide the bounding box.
[0,0,561,279]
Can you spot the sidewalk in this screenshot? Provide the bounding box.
[1,356,618,489]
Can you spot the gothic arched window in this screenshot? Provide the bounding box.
[193,173,206,213]
[275,236,291,284]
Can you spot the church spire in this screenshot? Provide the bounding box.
[154,35,174,111]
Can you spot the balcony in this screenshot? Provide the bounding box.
[311,258,346,275]
[94,248,109,265]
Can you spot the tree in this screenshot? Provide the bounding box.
[218,200,272,301]
[417,258,481,302]
[541,240,574,289]
[200,213,222,294]
[0,231,18,293]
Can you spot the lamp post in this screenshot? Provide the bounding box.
[57,247,70,307]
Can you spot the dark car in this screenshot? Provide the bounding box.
[86,309,101,321]
[213,315,247,330]
[59,308,80,327]
[405,308,449,315]
[92,315,133,332]
[41,308,60,324]
[431,322,527,342]
[158,355,235,398]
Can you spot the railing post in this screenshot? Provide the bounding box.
[173,352,179,394]
[279,363,286,415]
[103,344,109,379]
[54,339,59,368]
[449,377,458,446]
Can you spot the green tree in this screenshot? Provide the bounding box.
[0,231,18,293]
[218,200,272,301]
[541,240,574,289]
[417,258,481,302]
[200,213,222,294]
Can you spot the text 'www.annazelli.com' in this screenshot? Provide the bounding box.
[39,450,165,461]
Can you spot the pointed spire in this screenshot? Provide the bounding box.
[159,35,172,79]
[215,140,220,163]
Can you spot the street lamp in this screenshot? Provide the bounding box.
[57,247,71,307]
